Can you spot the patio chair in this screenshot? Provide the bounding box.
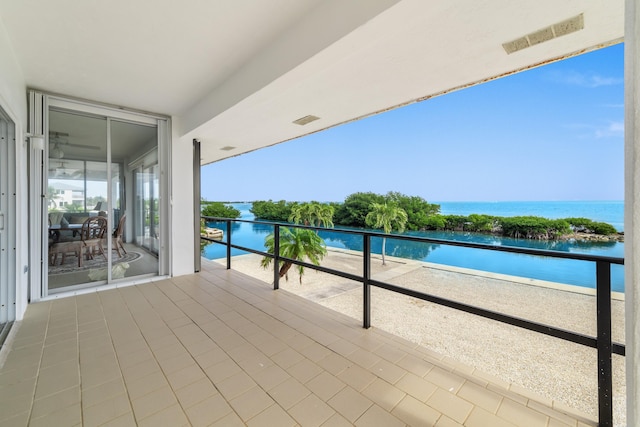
[49,240,84,267]
[80,216,108,261]
[110,214,127,257]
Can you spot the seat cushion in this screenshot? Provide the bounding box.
[49,211,65,225]
[69,215,89,224]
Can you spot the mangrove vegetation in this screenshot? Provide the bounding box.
[248,192,621,241]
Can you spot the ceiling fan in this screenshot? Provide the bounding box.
[48,161,83,179]
[49,131,99,158]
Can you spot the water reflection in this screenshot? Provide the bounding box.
[320,230,438,260]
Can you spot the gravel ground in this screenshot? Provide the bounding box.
[212,249,626,425]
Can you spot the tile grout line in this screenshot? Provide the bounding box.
[95,290,137,425]
[159,277,353,424]
[25,301,53,426]
[208,266,590,426]
[125,280,247,424]
[188,274,410,425]
[152,278,287,425]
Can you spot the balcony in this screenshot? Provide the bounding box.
[0,261,597,426]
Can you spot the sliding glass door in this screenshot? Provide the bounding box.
[45,101,162,292]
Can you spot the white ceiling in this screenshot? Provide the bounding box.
[0,0,624,165]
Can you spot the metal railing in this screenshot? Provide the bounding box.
[201,216,625,427]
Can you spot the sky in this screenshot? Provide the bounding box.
[201,43,624,203]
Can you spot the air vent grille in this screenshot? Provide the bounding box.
[503,14,584,54]
[293,115,320,126]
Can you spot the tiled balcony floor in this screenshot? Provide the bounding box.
[0,263,596,426]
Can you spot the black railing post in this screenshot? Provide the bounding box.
[596,260,613,427]
[363,233,371,329]
[226,220,231,270]
[274,225,280,290]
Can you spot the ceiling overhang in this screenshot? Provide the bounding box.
[0,0,624,165]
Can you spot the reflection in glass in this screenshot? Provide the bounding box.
[47,110,159,291]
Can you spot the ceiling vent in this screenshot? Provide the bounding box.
[293,115,320,126]
[220,146,236,151]
[502,14,584,54]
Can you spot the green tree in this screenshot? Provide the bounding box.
[499,216,571,239]
[590,222,618,235]
[385,192,440,231]
[201,202,241,219]
[334,192,385,227]
[251,200,292,221]
[65,203,85,213]
[443,215,467,231]
[289,202,334,227]
[423,215,446,230]
[365,203,408,265]
[465,214,497,233]
[261,227,327,283]
[565,217,617,235]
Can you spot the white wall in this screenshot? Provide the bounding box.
[0,18,27,319]
[170,118,195,276]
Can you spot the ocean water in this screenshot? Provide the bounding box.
[437,201,624,231]
[202,201,625,292]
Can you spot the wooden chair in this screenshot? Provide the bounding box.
[111,214,127,257]
[49,240,84,267]
[80,216,108,261]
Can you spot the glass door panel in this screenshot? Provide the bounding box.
[133,159,159,257]
[47,110,108,291]
[115,120,159,277]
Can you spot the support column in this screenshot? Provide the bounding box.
[625,0,640,424]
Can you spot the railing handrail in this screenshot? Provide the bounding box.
[201,215,624,427]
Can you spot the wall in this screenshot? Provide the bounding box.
[170,118,195,276]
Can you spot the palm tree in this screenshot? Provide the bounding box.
[365,202,408,265]
[261,227,327,283]
[288,202,334,228]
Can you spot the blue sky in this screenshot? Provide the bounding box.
[201,43,624,203]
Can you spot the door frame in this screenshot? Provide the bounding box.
[28,91,171,300]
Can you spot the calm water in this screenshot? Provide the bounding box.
[202,201,625,292]
[438,201,624,232]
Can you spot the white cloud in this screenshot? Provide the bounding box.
[565,121,624,139]
[546,70,623,88]
[595,121,624,138]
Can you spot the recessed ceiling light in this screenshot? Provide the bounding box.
[220,146,236,151]
[293,115,320,126]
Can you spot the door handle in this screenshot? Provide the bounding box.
[0,212,4,231]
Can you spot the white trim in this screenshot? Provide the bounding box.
[106,118,113,282]
[45,93,167,124]
[40,275,170,301]
[28,91,47,301]
[158,118,171,277]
